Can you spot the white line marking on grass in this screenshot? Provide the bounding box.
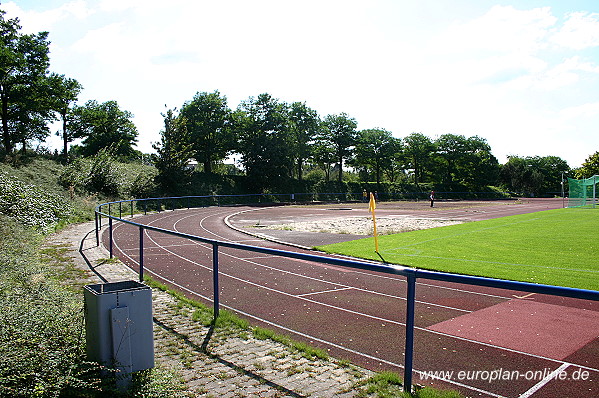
[378,253,599,274]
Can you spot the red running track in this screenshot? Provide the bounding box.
[103,199,599,398]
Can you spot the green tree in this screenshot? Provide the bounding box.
[70,100,138,158]
[0,11,53,155]
[432,134,499,187]
[382,137,405,183]
[153,109,194,194]
[433,134,468,185]
[312,141,336,182]
[352,128,400,187]
[289,102,319,181]
[537,155,570,194]
[575,151,599,179]
[321,113,357,184]
[455,136,499,187]
[180,90,233,173]
[234,93,292,189]
[47,73,82,160]
[500,155,569,196]
[403,133,435,184]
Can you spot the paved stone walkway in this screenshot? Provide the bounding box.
[43,221,377,397]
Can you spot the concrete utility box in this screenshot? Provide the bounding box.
[84,281,154,377]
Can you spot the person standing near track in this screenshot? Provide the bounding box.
[430,191,435,207]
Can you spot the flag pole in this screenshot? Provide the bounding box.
[369,193,379,252]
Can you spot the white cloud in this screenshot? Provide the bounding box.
[437,5,556,54]
[3,1,93,33]
[98,0,142,12]
[504,56,599,90]
[552,11,599,50]
[559,102,599,119]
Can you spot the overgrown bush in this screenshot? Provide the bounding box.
[0,216,100,397]
[59,150,158,199]
[0,172,73,233]
[59,149,123,197]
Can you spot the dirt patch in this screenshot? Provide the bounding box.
[264,216,463,236]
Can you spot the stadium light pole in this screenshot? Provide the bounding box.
[561,171,566,208]
[594,175,597,208]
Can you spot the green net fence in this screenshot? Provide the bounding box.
[568,175,598,208]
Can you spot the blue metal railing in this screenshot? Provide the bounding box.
[94,195,599,393]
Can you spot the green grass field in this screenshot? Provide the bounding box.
[316,208,599,291]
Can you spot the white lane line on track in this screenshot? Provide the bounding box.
[224,207,514,300]
[108,218,599,398]
[121,211,510,315]
[175,211,473,314]
[111,217,599,375]
[107,235,508,398]
[204,211,510,303]
[121,243,199,252]
[296,287,354,297]
[237,255,278,260]
[518,363,570,398]
[233,239,267,243]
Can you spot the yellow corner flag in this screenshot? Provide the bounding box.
[369,193,379,252]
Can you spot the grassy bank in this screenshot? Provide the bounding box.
[0,158,186,397]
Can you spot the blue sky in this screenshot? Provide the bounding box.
[5,0,599,167]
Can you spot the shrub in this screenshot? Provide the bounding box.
[59,150,122,197]
[86,149,122,196]
[0,216,99,397]
[0,172,73,233]
[60,152,158,199]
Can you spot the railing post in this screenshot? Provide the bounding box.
[212,243,220,320]
[139,225,144,282]
[109,217,113,259]
[131,200,134,218]
[108,203,111,217]
[119,202,122,219]
[404,274,416,393]
[95,211,99,246]
[144,200,147,215]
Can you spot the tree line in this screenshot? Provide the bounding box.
[2,9,597,198]
[153,90,580,197]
